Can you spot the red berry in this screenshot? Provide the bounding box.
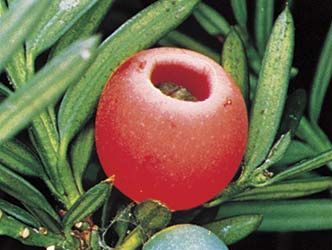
[95,48,248,211]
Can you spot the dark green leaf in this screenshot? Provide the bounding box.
[23,205,61,234]
[58,0,200,159]
[0,211,63,247]
[309,22,332,123]
[204,215,262,245]
[193,2,230,36]
[243,7,294,176]
[265,149,332,185]
[0,139,44,177]
[233,177,332,201]
[255,0,275,55]
[0,83,12,96]
[217,199,332,231]
[0,199,40,228]
[71,122,94,194]
[0,163,59,221]
[276,140,317,166]
[63,179,113,230]
[278,89,307,137]
[230,0,247,30]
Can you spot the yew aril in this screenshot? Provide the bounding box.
[95,48,248,211]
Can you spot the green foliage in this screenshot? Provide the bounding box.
[204,215,262,244]
[0,0,331,249]
[242,7,294,177]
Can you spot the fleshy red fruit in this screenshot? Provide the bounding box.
[95,47,248,211]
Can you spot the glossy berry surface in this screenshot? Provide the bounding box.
[142,224,229,250]
[95,47,248,210]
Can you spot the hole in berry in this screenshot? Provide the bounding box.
[151,62,210,102]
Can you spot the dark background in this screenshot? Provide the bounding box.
[1,0,332,249]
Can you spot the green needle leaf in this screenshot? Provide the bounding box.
[217,199,332,231]
[71,122,95,194]
[50,0,115,58]
[230,0,248,30]
[193,2,230,36]
[0,139,44,177]
[277,89,307,137]
[0,0,48,70]
[276,140,317,166]
[221,28,249,104]
[0,83,12,96]
[0,163,59,221]
[0,1,27,88]
[309,22,332,124]
[63,179,113,231]
[242,7,295,177]
[58,0,200,159]
[27,0,99,57]
[255,0,275,55]
[204,214,262,245]
[233,177,332,201]
[0,199,40,228]
[0,211,63,247]
[265,149,332,185]
[0,37,99,144]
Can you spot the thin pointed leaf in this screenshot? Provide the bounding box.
[204,215,262,245]
[243,8,294,176]
[193,2,230,36]
[278,89,307,137]
[0,163,58,220]
[0,0,48,70]
[252,133,292,181]
[230,0,247,30]
[58,0,200,158]
[63,179,113,231]
[255,0,275,55]
[296,117,332,170]
[0,37,99,143]
[217,199,332,231]
[71,122,95,194]
[266,149,332,185]
[309,22,332,123]
[0,199,40,227]
[159,30,219,62]
[233,177,332,201]
[51,0,115,58]
[27,0,99,57]
[23,205,61,234]
[0,1,27,88]
[0,83,12,96]
[0,139,44,177]
[276,140,317,166]
[221,28,249,104]
[0,211,63,247]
